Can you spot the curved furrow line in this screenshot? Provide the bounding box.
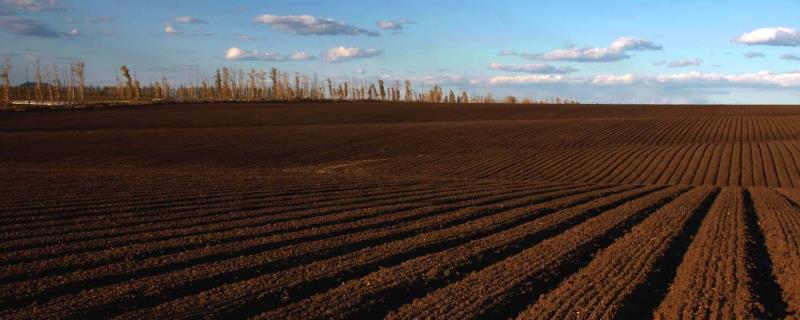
[384,186,687,320]
[0,184,591,316]
[518,187,718,320]
[253,186,671,320]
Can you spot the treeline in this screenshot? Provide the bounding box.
[0,60,579,107]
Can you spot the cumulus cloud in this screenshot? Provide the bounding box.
[781,53,800,61]
[320,47,380,62]
[376,19,413,30]
[744,51,765,58]
[224,47,313,61]
[736,27,800,47]
[652,71,800,87]
[666,58,703,68]
[173,16,207,24]
[63,28,79,37]
[289,51,313,61]
[486,71,800,88]
[489,62,577,74]
[0,0,59,11]
[608,37,663,51]
[254,14,379,37]
[0,14,59,38]
[502,37,662,62]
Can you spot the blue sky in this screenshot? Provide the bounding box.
[2,0,799,103]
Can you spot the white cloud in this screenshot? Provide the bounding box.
[666,58,702,68]
[736,27,800,47]
[320,47,381,62]
[289,51,313,61]
[254,14,379,37]
[744,51,765,58]
[64,28,79,36]
[503,37,662,62]
[541,47,629,62]
[376,19,413,30]
[164,22,177,34]
[591,74,636,85]
[173,16,207,24]
[353,68,366,74]
[377,21,401,30]
[224,47,313,61]
[0,0,59,11]
[608,37,663,51]
[489,62,577,74]
[225,47,284,61]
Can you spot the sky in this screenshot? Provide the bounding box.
[1,0,800,104]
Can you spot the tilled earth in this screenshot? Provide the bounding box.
[1,103,799,319]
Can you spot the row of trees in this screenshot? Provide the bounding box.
[1,59,86,107]
[0,60,579,107]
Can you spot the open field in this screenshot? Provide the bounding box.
[2,102,800,319]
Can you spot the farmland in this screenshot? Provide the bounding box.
[1,102,800,319]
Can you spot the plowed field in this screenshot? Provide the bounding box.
[2,103,799,319]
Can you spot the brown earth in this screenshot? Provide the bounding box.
[1,102,799,319]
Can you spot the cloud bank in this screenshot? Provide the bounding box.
[489,62,577,74]
[502,37,662,62]
[486,71,800,88]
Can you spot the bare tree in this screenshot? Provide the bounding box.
[1,58,11,106]
[503,95,517,104]
[133,72,142,101]
[153,81,162,99]
[45,66,53,103]
[34,60,43,104]
[221,67,230,100]
[404,80,413,102]
[248,69,257,101]
[51,64,61,103]
[484,92,495,104]
[162,76,170,100]
[269,68,279,100]
[120,65,133,100]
